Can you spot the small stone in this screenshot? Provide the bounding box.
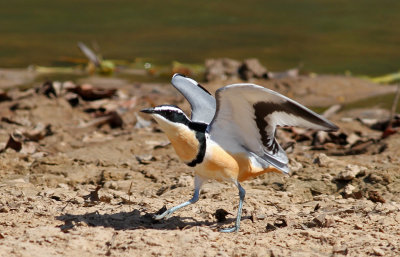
[332,245,348,255]
[238,58,268,80]
[266,223,277,232]
[372,247,385,256]
[314,131,330,145]
[204,58,241,81]
[0,205,9,213]
[273,218,287,228]
[313,153,341,168]
[325,217,335,227]
[57,183,69,189]
[104,181,118,190]
[312,214,326,227]
[288,159,303,173]
[367,173,383,184]
[336,164,365,181]
[135,154,156,165]
[347,133,362,145]
[367,191,385,203]
[343,184,356,196]
[70,197,84,204]
[256,214,266,220]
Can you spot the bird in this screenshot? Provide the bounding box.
[141,73,338,232]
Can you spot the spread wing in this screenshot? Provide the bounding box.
[171,74,216,124]
[208,84,339,174]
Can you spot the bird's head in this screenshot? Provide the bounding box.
[141,105,190,132]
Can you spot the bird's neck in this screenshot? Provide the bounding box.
[160,120,207,166]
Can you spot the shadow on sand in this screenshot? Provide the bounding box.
[55,208,239,231]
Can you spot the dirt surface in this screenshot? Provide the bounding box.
[0,75,399,257]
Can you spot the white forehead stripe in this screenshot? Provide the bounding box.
[155,106,183,113]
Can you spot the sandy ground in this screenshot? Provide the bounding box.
[0,74,399,257]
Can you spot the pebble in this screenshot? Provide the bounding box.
[0,205,10,213]
[343,184,356,195]
[372,247,385,256]
[313,153,343,168]
[336,164,365,180]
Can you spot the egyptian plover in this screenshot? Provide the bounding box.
[141,74,338,232]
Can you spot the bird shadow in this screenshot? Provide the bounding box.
[55,208,236,231]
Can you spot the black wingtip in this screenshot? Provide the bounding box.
[326,122,340,132]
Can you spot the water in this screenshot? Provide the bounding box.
[1,0,399,75]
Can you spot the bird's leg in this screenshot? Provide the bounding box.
[154,175,204,220]
[220,182,246,233]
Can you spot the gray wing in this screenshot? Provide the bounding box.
[171,74,216,124]
[208,84,338,174]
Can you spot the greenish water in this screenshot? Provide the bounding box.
[343,92,400,111]
[1,0,400,75]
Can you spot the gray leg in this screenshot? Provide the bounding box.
[154,175,204,220]
[220,182,246,233]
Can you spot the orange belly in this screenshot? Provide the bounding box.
[195,144,281,182]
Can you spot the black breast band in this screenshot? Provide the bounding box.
[186,122,207,167]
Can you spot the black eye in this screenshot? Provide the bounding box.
[164,111,174,119]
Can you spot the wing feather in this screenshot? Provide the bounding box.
[171,74,216,124]
[208,84,338,174]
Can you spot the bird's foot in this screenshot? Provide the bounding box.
[220,226,239,233]
[153,210,173,220]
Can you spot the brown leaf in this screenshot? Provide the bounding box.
[64,92,80,107]
[93,111,123,128]
[1,117,23,126]
[36,81,57,98]
[69,84,116,101]
[3,135,22,152]
[79,111,123,129]
[0,90,12,102]
[104,111,123,128]
[382,126,398,139]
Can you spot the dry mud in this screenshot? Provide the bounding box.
[0,75,399,257]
